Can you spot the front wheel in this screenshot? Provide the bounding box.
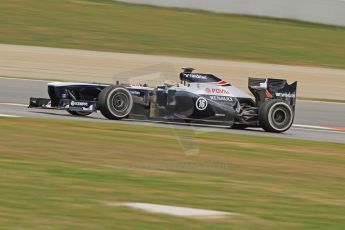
[97,86,133,120]
[259,100,294,133]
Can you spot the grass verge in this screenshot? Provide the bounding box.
[0,118,344,229]
[0,0,345,68]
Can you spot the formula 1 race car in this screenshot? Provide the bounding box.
[29,68,297,132]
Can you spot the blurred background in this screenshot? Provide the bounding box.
[119,0,345,27]
[0,1,344,229]
[1,0,345,100]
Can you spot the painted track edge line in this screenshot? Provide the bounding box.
[1,102,344,133]
[0,103,28,107]
[0,114,23,117]
[0,76,51,82]
[293,124,345,133]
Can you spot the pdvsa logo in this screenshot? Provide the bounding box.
[196,97,208,110]
[206,88,230,94]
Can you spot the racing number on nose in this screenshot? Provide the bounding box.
[196,97,208,110]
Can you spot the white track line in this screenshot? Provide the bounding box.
[0,103,27,107]
[109,202,233,218]
[0,76,50,82]
[293,124,333,130]
[292,127,345,134]
[0,114,22,117]
[1,102,344,133]
[292,124,345,134]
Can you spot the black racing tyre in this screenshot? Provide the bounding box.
[259,99,294,133]
[97,86,133,120]
[67,110,93,116]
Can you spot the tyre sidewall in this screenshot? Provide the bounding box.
[106,87,133,118]
[268,102,293,132]
[259,100,294,133]
[98,86,133,119]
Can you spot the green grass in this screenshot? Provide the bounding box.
[0,118,344,229]
[0,0,345,68]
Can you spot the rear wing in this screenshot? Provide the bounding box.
[248,78,297,109]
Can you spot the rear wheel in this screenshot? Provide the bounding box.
[97,86,133,120]
[67,110,92,116]
[259,99,294,133]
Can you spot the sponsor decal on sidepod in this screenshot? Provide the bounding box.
[196,97,208,110]
[209,96,233,101]
[205,88,230,94]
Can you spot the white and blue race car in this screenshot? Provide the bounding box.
[29,68,297,133]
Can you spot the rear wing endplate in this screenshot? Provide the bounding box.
[248,78,297,109]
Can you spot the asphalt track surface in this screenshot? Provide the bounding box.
[1,77,345,143]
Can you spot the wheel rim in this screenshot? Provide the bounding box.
[272,109,287,124]
[268,103,293,131]
[111,92,129,113]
